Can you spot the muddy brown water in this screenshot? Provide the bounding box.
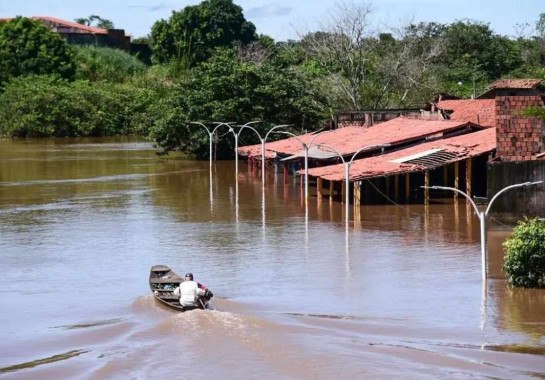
[0,137,544,379]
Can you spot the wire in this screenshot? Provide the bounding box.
[364,179,423,217]
[363,178,482,223]
[488,215,511,228]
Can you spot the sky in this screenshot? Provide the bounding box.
[0,0,543,40]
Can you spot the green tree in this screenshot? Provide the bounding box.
[439,20,523,96]
[503,218,545,288]
[75,15,115,29]
[150,48,328,157]
[536,13,545,38]
[150,0,256,66]
[0,17,75,87]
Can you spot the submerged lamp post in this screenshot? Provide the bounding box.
[190,122,234,170]
[235,124,290,184]
[276,130,333,203]
[317,143,391,226]
[422,181,543,285]
[228,121,261,176]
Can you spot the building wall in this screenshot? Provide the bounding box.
[335,109,421,128]
[487,160,545,220]
[495,95,545,161]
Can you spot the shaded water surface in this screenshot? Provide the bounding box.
[0,137,544,379]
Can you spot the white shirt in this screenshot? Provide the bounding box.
[174,280,205,307]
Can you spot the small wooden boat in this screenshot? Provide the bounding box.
[149,265,212,311]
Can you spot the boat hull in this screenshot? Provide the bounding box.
[149,265,210,312]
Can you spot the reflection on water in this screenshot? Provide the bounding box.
[0,350,90,374]
[0,137,544,378]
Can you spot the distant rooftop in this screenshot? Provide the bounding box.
[436,99,495,128]
[489,78,542,89]
[0,16,108,34]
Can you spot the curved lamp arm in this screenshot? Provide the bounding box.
[485,181,543,216]
[264,124,291,142]
[424,185,480,216]
[211,122,235,136]
[275,131,306,149]
[348,143,392,166]
[316,143,346,165]
[237,124,263,140]
[190,121,211,135]
[308,130,333,149]
[235,121,261,137]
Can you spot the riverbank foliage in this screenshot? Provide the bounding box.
[73,45,147,82]
[503,218,545,288]
[0,75,157,137]
[2,2,545,156]
[0,17,75,88]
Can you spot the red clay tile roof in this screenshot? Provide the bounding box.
[305,128,496,181]
[238,117,473,159]
[489,78,542,89]
[238,130,316,159]
[436,99,495,128]
[34,16,108,34]
[0,16,108,34]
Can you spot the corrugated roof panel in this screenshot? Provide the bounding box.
[391,148,443,163]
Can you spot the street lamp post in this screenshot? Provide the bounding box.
[229,121,261,177]
[190,122,234,170]
[318,144,391,226]
[276,130,333,203]
[423,181,543,285]
[190,122,235,212]
[234,124,290,184]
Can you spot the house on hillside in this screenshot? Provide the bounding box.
[0,16,150,62]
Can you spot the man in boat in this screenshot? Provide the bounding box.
[173,273,207,308]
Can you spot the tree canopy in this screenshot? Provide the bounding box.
[0,17,75,87]
[150,0,257,66]
[75,15,115,29]
[149,48,328,156]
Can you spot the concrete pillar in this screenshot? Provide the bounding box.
[466,158,473,200]
[454,161,460,200]
[394,175,399,201]
[405,173,411,200]
[424,171,430,205]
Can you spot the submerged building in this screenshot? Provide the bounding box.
[238,79,545,214]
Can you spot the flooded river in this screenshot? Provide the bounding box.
[0,137,544,379]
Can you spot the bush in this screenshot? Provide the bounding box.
[0,75,159,137]
[73,45,147,82]
[503,218,545,288]
[0,17,75,87]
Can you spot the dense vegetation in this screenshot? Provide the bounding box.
[503,218,545,288]
[1,1,545,157]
